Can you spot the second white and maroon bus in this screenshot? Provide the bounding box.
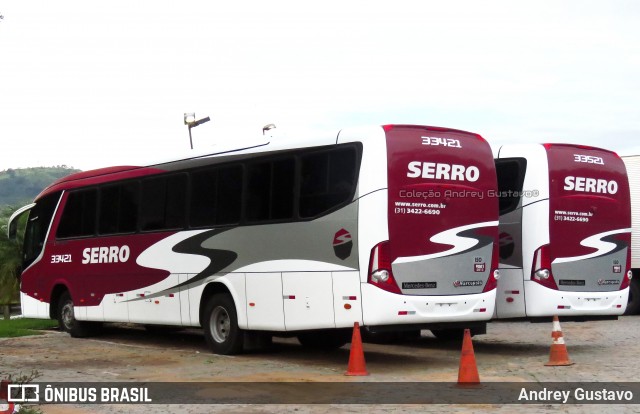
[8,124,500,354]
[494,143,632,320]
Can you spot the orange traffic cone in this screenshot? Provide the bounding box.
[345,322,369,376]
[545,315,574,366]
[457,329,480,384]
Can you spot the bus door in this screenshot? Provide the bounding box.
[494,157,527,318]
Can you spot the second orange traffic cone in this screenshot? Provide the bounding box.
[345,322,369,376]
[457,328,480,384]
[545,315,574,366]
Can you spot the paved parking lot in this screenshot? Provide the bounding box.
[1,316,639,413]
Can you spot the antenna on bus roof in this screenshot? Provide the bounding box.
[263,123,276,135]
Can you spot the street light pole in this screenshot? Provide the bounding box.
[184,113,211,149]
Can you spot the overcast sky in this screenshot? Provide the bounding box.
[1,1,640,171]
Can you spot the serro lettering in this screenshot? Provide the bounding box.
[82,245,131,264]
[563,176,618,194]
[407,161,480,182]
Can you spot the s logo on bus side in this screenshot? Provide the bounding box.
[333,229,353,260]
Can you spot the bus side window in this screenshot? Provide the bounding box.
[495,157,527,265]
[245,157,295,223]
[190,168,218,227]
[141,174,187,231]
[98,182,140,235]
[271,158,295,220]
[299,147,356,218]
[190,165,242,227]
[495,158,527,215]
[216,166,242,225]
[246,161,272,222]
[57,189,97,238]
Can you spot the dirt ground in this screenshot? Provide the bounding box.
[1,317,639,413]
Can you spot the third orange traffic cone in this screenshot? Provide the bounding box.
[345,322,369,376]
[545,315,574,366]
[457,328,480,384]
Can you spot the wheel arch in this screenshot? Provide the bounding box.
[49,283,70,319]
[199,278,247,328]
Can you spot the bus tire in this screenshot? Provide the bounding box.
[297,329,350,350]
[203,293,244,355]
[624,276,640,315]
[57,291,96,338]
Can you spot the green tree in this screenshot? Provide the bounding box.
[0,207,23,320]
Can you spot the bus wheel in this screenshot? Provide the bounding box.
[57,292,95,338]
[297,329,351,350]
[203,293,244,355]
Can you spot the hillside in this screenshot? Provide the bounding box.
[0,166,81,207]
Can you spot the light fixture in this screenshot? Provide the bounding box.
[184,113,210,149]
[184,113,196,125]
[262,123,276,135]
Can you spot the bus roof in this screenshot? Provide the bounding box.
[35,124,485,202]
[34,132,340,200]
[542,143,621,158]
[383,124,485,141]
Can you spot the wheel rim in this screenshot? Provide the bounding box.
[210,306,230,343]
[61,302,74,330]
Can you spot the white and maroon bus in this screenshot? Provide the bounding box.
[8,124,500,354]
[494,143,632,320]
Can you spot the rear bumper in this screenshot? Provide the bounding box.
[524,281,629,317]
[361,283,495,326]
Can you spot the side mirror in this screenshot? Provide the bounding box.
[7,203,35,240]
[8,218,18,240]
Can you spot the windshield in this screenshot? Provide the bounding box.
[23,193,60,269]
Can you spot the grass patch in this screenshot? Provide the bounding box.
[0,318,58,338]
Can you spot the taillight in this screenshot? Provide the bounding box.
[368,241,401,294]
[531,244,558,290]
[483,240,500,293]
